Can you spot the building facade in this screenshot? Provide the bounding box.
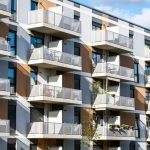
[0,0,150,149]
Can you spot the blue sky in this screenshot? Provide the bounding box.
[74,0,150,29]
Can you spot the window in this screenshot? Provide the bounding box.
[30,107,44,122]
[74,42,80,56]
[8,101,16,134]
[134,63,139,82]
[74,75,80,90]
[31,36,44,48]
[74,140,80,150]
[7,139,16,150]
[8,30,17,56]
[74,15,80,20]
[146,90,150,102]
[31,0,38,10]
[30,71,37,85]
[135,115,140,138]
[74,107,80,124]
[145,65,150,76]
[130,85,135,98]
[11,0,16,15]
[30,144,37,150]
[92,21,102,30]
[92,52,103,66]
[8,67,16,94]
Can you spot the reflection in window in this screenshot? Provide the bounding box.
[8,31,17,56]
[30,71,37,85]
[92,52,103,66]
[11,0,16,15]
[31,0,38,10]
[31,36,44,48]
[8,67,16,94]
[134,63,139,83]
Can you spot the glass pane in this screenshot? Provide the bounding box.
[30,71,37,85]
[31,1,38,10]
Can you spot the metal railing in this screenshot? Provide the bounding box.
[0,0,10,12]
[0,78,10,93]
[28,122,82,136]
[92,29,133,49]
[47,147,62,150]
[145,75,150,84]
[96,125,135,138]
[147,129,150,138]
[145,45,150,58]
[28,47,82,67]
[29,84,82,101]
[0,120,10,134]
[0,37,9,52]
[94,94,135,108]
[28,9,81,33]
[93,63,134,79]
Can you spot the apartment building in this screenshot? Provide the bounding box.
[0,0,150,149]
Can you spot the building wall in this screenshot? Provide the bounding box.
[0,0,150,149]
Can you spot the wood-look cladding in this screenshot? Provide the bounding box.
[38,0,56,10]
[102,14,109,29]
[120,112,135,126]
[120,55,134,69]
[0,100,8,119]
[63,73,74,89]
[37,139,62,150]
[0,22,9,38]
[80,108,93,136]
[16,64,30,97]
[80,44,92,73]
[134,87,146,111]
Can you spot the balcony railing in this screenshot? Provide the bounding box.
[145,72,150,85]
[147,129,150,140]
[28,9,81,34]
[29,84,82,102]
[93,63,134,79]
[96,125,135,139]
[0,78,10,95]
[0,0,10,13]
[28,122,82,136]
[145,45,150,59]
[0,120,9,135]
[28,48,82,68]
[0,37,9,52]
[93,94,135,109]
[92,29,133,49]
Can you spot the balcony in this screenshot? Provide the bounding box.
[93,94,135,111]
[0,78,10,96]
[145,45,150,61]
[145,72,150,87]
[0,37,11,57]
[95,125,135,141]
[146,98,150,114]
[28,9,81,38]
[28,84,82,105]
[92,63,134,82]
[147,129,150,141]
[0,120,10,137]
[0,0,11,18]
[28,48,82,71]
[91,30,133,53]
[27,122,82,139]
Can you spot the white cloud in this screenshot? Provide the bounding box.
[95,5,150,29]
[133,8,150,28]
